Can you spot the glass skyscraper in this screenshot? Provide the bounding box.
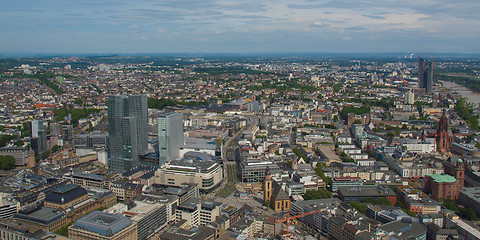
[418,57,434,94]
[31,120,47,156]
[107,95,147,173]
[158,112,183,167]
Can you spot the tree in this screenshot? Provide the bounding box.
[0,155,15,170]
[0,135,15,147]
[40,151,50,160]
[458,208,478,221]
[352,119,362,124]
[350,201,367,214]
[442,198,457,211]
[51,145,61,153]
[375,197,392,206]
[303,190,332,200]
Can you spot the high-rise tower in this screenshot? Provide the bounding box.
[31,120,47,156]
[418,57,434,94]
[107,95,147,173]
[158,112,183,167]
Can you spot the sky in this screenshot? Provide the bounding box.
[1,0,479,54]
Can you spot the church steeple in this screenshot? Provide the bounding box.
[437,109,450,152]
[264,167,272,207]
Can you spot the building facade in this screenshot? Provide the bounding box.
[263,168,290,212]
[107,95,148,173]
[418,57,434,94]
[30,120,47,156]
[424,174,462,200]
[158,112,184,166]
[68,211,137,240]
[154,158,223,192]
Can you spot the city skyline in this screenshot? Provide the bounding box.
[1,0,480,54]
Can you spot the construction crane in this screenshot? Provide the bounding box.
[275,210,322,237]
[426,53,435,64]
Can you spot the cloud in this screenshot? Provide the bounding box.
[362,15,385,20]
[0,0,480,53]
[311,22,329,28]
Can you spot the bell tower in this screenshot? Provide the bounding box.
[437,109,450,152]
[457,159,465,189]
[264,167,272,206]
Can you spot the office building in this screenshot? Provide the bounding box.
[68,211,137,240]
[12,205,67,232]
[73,131,108,148]
[68,172,108,189]
[0,193,17,219]
[31,120,47,156]
[175,198,221,227]
[405,90,415,105]
[44,184,88,210]
[0,146,28,166]
[0,218,61,240]
[158,112,184,166]
[154,157,223,192]
[106,198,168,240]
[418,57,434,94]
[108,95,148,173]
[160,220,216,240]
[337,186,397,205]
[291,198,342,233]
[376,219,427,240]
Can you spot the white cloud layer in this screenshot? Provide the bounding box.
[0,0,479,53]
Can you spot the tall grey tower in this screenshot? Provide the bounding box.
[31,120,47,156]
[418,57,434,94]
[158,112,183,167]
[107,95,148,173]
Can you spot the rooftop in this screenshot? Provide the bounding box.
[377,220,427,239]
[427,174,457,183]
[73,211,132,237]
[338,186,396,197]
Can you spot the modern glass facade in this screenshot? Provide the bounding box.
[158,112,183,167]
[418,57,434,94]
[108,95,147,173]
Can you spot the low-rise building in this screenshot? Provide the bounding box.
[155,157,223,192]
[106,197,168,240]
[44,184,88,210]
[67,172,109,189]
[0,146,28,166]
[376,219,427,240]
[68,211,137,240]
[109,181,143,201]
[160,219,216,240]
[0,218,64,240]
[331,177,363,192]
[291,198,342,234]
[0,192,17,219]
[337,186,397,205]
[12,205,67,232]
[176,198,221,227]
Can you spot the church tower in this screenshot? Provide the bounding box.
[292,157,298,171]
[456,159,465,189]
[264,167,272,206]
[437,109,450,152]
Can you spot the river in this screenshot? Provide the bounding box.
[439,80,480,105]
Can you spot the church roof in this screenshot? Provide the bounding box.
[271,180,289,201]
[428,174,456,183]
